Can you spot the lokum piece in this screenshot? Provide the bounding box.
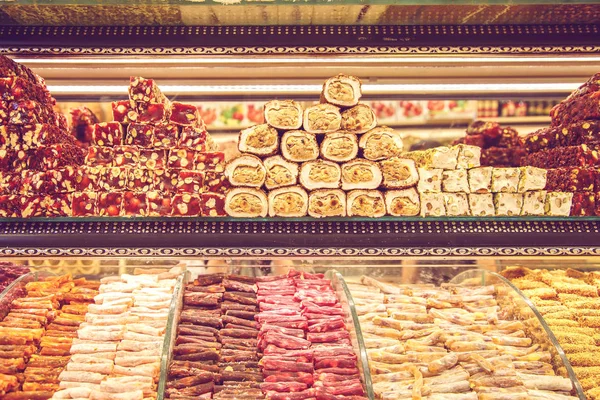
[139,103,170,124]
[194,152,225,172]
[518,166,547,192]
[74,166,101,192]
[179,125,208,150]
[20,195,45,217]
[177,170,204,194]
[491,167,521,193]
[139,149,166,169]
[97,192,123,216]
[570,192,596,216]
[238,124,279,157]
[172,193,201,217]
[456,144,481,169]
[20,170,46,194]
[126,123,154,148]
[44,194,72,217]
[419,193,446,217]
[0,149,14,171]
[226,155,266,188]
[9,100,50,125]
[85,146,113,166]
[170,102,201,126]
[550,92,600,127]
[562,120,600,147]
[494,127,521,148]
[126,168,155,192]
[0,76,49,104]
[0,195,22,217]
[200,193,226,217]
[146,191,172,216]
[481,146,526,167]
[442,169,469,193]
[468,167,493,193]
[417,168,442,193]
[167,147,195,169]
[379,157,418,189]
[545,192,573,216]
[21,123,74,149]
[463,134,486,147]
[267,185,309,218]
[321,74,362,108]
[467,120,502,138]
[92,122,124,146]
[153,124,179,148]
[121,191,148,217]
[444,193,470,216]
[225,188,268,218]
[545,167,595,192]
[264,155,298,190]
[340,159,382,191]
[468,193,495,216]
[153,168,178,192]
[522,127,560,153]
[129,77,168,105]
[494,193,524,216]
[521,191,547,216]
[340,104,377,134]
[521,144,600,168]
[72,192,97,217]
[320,131,358,163]
[307,189,346,218]
[204,170,230,194]
[50,166,78,193]
[299,160,341,190]
[112,100,138,124]
[98,166,129,191]
[359,127,403,161]
[1,171,21,194]
[0,125,20,148]
[11,148,29,171]
[404,146,459,170]
[303,103,342,134]
[113,145,139,167]
[385,188,420,216]
[31,144,85,170]
[280,130,319,162]
[264,100,303,130]
[346,190,386,218]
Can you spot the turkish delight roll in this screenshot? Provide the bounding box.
[359,126,404,161]
[268,185,308,217]
[522,190,547,216]
[308,189,346,218]
[340,104,377,134]
[321,131,359,162]
[444,193,470,216]
[225,187,268,218]
[403,146,459,170]
[280,130,319,162]
[379,157,418,189]
[420,193,446,217]
[264,155,299,190]
[225,154,266,188]
[321,74,362,108]
[299,160,341,190]
[545,192,573,216]
[469,193,495,216]
[238,124,279,157]
[494,193,524,216]
[303,103,342,134]
[341,159,382,191]
[385,188,420,216]
[346,190,385,218]
[264,100,303,130]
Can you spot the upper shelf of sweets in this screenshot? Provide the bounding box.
[1,2,600,26]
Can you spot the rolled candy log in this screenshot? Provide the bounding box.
[347,190,386,218]
[263,156,299,190]
[341,159,383,191]
[280,130,319,162]
[341,104,377,134]
[320,131,358,163]
[308,189,346,218]
[321,74,363,108]
[264,100,303,130]
[225,188,269,218]
[303,103,342,134]
[359,126,404,161]
[300,160,341,190]
[385,188,421,216]
[268,186,309,218]
[379,157,419,189]
[238,124,279,157]
[225,154,266,188]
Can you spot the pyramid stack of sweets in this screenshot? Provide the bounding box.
[521,73,600,216]
[502,266,600,400]
[0,55,86,218]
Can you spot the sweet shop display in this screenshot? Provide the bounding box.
[347,275,578,400]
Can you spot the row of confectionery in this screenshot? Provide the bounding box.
[1,263,599,400]
[1,55,599,218]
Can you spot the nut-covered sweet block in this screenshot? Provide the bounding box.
[194,152,225,172]
[146,191,172,216]
[561,120,600,147]
[545,192,573,216]
[463,134,485,148]
[177,170,204,194]
[419,193,445,217]
[71,192,97,216]
[442,169,469,193]
[0,76,49,105]
[74,166,101,192]
[171,193,201,216]
[0,195,21,217]
[179,125,207,150]
[85,146,114,166]
[550,93,600,127]
[468,193,495,217]
[97,192,123,217]
[167,147,195,169]
[112,100,138,124]
[139,103,170,124]
[521,144,600,168]
[48,166,78,193]
[92,122,124,146]
[44,194,73,217]
[20,195,45,218]
[518,166,547,192]
[521,191,547,216]
[126,123,154,148]
[522,127,560,153]
[20,170,46,194]
[126,168,155,192]
[30,144,85,170]
[494,193,523,216]
[0,125,20,148]
[129,77,167,104]
[417,168,442,193]
[481,147,526,167]
[468,167,493,194]
[121,191,148,217]
[0,149,14,172]
[0,101,9,125]
[200,193,226,217]
[21,123,74,149]
[139,149,166,169]
[2,171,22,194]
[153,124,179,148]
[203,170,230,194]
[455,144,481,169]
[98,166,129,191]
[113,145,140,167]
[570,192,596,216]
[153,168,178,192]
[493,127,521,148]
[8,100,50,125]
[170,102,201,126]
[545,167,595,192]
[11,148,30,172]
[491,168,520,193]
[443,193,469,216]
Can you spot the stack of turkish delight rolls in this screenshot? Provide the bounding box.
[225,74,409,218]
[521,72,600,216]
